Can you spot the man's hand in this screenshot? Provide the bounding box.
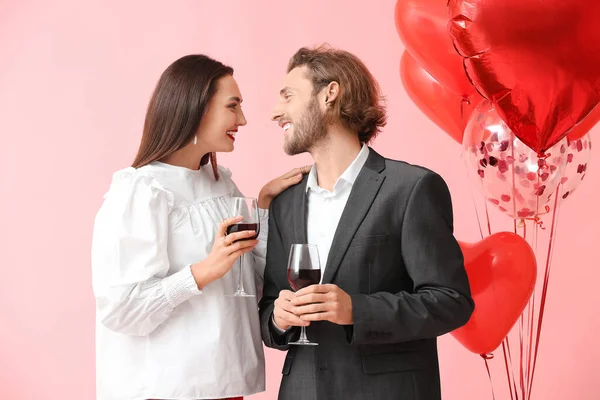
[291,284,354,325]
[273,290,310,331]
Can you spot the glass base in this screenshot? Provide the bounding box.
[226,290,255,298]
[289,339,318,346]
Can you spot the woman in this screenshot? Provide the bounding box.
[91,54,307,400]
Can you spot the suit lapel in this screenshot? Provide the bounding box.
[321,148,386,284]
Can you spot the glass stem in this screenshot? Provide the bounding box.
[299,326,308,342]
[237,253,245,293]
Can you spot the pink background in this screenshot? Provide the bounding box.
[1,1,598,399]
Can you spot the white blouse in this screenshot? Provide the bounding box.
[91,161,267,400]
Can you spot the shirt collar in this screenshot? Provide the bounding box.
[306,144,370,194]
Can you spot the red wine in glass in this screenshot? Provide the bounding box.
[226,223,259,241]
[288,269,321,291]
[287,243,321,346]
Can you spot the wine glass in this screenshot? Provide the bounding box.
[287,244,321,346]
[226,196,259,297]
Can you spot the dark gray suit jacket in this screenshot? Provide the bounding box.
[259,148,474,400]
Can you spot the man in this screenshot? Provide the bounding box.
[259,45,474,400]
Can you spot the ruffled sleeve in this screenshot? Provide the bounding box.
[91,169,201,336]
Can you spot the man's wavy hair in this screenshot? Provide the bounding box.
[287,45,387,144]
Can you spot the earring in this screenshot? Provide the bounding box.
[193,135,197,145]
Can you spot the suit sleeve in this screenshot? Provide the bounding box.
[258,196,300,350]
[349,172,474,345]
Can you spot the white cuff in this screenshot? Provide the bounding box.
[161,265,202,309]
[271,313,290,334]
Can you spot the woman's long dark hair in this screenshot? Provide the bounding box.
[132,54,234,179]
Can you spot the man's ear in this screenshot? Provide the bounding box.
[324,81,340,106]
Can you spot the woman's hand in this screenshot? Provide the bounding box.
[258,166,311,209]
[190,216,258,289]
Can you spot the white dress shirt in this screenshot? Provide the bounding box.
[273,144,369,333]
[306,144,370,273]
[91,161,267,400]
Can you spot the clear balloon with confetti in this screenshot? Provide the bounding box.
[462,100,569,220]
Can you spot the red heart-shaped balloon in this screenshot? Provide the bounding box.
[395,0,476,97]
[567,104,600,142]
[452,232,537,355]
[400,50,481,144]
[448,0,600,155]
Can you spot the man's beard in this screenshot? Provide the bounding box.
[284,97,328,156]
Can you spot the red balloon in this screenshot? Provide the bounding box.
[567,105,600,141]
[448,0,600,155]
[400,51,481,144]
[395,0,476,97]
[452,232,537,355]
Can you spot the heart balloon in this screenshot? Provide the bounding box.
[395,0,476,97]
[567,105,600,142]
[448,0,600,155]
[400,50,481,144]
[452,232,537,355]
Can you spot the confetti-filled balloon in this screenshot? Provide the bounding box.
[463,100,568,219]
[561,134,592,200]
